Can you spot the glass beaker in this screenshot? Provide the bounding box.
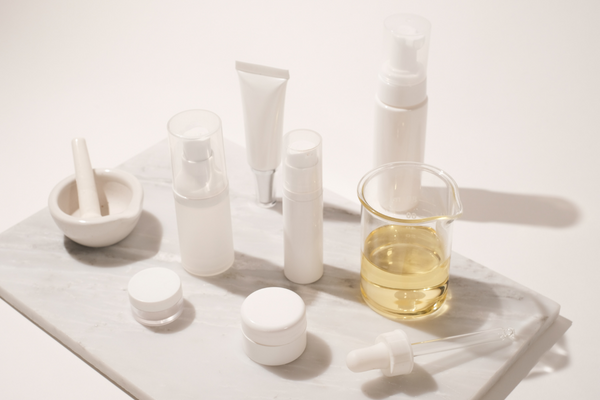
[357,162,463,320]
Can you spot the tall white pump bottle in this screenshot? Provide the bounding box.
[167,109,235,277]
[373,14,431,168]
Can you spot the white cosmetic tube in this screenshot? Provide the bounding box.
[236,61,290,208]
[283,130,323,284]
[167,110,235,277]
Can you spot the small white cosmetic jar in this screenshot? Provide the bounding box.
[128,267,184,327]
[241,287,307,366]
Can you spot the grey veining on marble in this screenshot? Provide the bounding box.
[0,139,559,400]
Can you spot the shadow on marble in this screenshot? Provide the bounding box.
[361,364,438,399]
[145,299,195,334]
[399,276,558,375]
[323,202,360,223]
[63,210,163,267]
[199,252,287,299]
[270,200,283,214]
[524,335,570,380]
[262,333,332,380]
[460,188,580,228]
[200,252,363,307]
[419,339,513,377]
[268,201,361,224]
[310,263,362,304]
[397,275,502,336]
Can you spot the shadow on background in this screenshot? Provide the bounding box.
[524,335,570,380]
[459,188,580,227]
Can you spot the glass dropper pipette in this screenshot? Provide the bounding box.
[347,328,515,376]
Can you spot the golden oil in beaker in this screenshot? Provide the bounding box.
[360,225,449,319]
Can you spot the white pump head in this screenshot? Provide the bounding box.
[167,110,228,199]
[378,14,431,108]
[182,127,212,162]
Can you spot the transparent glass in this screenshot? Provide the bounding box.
[357,162,462,320]
[131,297,184,327]
[167,109,228,200]
[411,328,515,357]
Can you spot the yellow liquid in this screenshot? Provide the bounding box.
[361,225,449,319]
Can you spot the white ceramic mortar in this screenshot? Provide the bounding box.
[48,168,144,247]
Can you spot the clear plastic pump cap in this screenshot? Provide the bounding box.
[283,129,322,200]
[167,110,229,200]
[381,14,431,88]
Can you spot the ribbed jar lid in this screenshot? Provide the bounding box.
[241,287,307,346]
[128,267,183,313]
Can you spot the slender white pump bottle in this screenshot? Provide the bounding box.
[283,129,323,284]
[373,14,431,168]
[167,109,235,277]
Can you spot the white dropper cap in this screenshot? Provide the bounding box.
[347,329,414,376]
[378,14,431,108]
[347,328,515,377]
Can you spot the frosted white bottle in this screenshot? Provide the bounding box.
[168,110,234,276]
[283,129,323,284]
[373,14,431,168]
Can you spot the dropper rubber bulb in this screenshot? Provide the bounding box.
[71,138,101,219]
[347,328,515,377]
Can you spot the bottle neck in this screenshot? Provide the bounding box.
[377,75,427,109]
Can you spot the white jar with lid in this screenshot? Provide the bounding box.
[240,287,307,366]
[128,267,184,327]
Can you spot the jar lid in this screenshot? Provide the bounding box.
[128,267,183,313]
[241,287,307,346]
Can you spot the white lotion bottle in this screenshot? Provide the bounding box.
[374,14,431,168]
[167,109,234,276]
[283,129,323,284]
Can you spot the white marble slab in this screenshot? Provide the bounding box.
[0,139,559,400]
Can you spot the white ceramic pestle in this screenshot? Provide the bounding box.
[71,138,102,219]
